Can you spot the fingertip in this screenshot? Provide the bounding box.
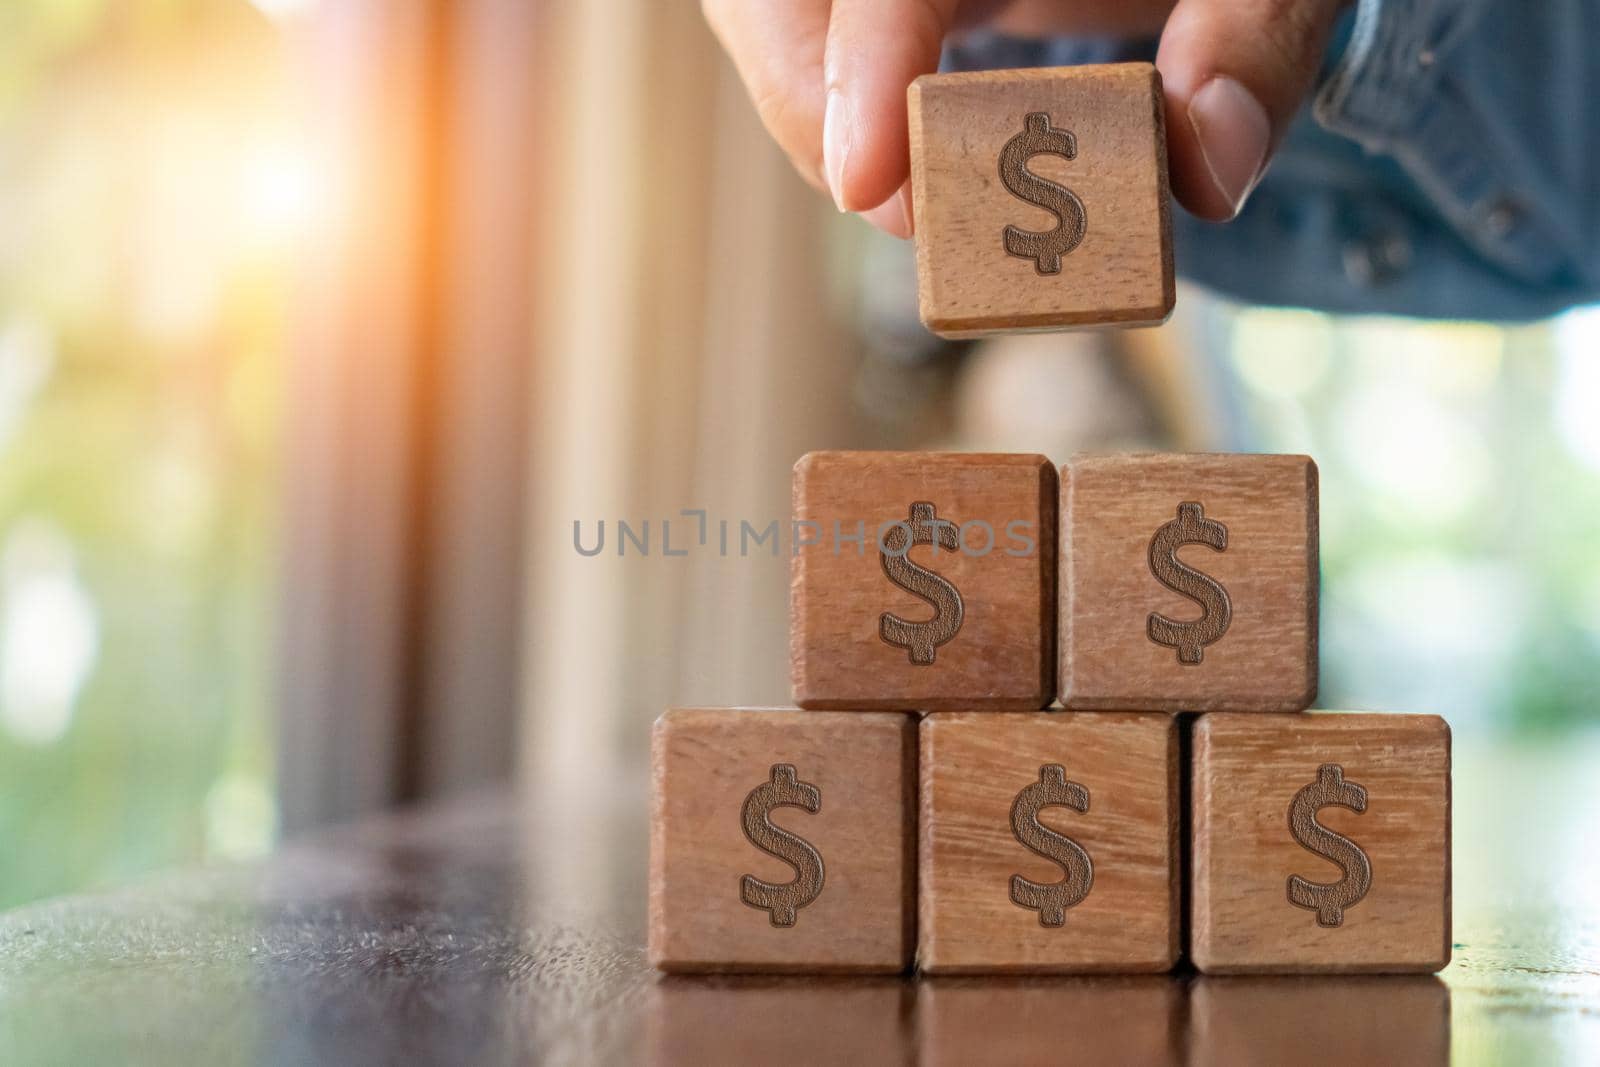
[1157,0,1345,222]
[704,0,833,204]
[1165,76,1269,222]
[824,0,954,214]
[823,89,851,212]
[859,185,914,239]
[830,75,913,214]
[1158,39,1252,221]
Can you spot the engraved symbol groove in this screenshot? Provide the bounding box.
[1008,764,1095,927]
[998,111,1088,275]
[1286,763,1373,928]
[739,764,825,927]
[879,501,964,666]
[1147,501,1233,665]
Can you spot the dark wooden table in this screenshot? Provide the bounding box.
[2,733,1597,1065]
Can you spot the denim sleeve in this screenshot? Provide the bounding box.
[948,1,1600,320]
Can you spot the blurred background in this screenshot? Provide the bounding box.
[2,0,1597,941]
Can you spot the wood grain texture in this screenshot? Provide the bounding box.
[920,978,1183,1065]
[649,708,916,973]
[1191,712,1452,974]
[918,712,1178,973]
[1060,453,1319,712]
[791,452,1056,711]
[1190,977,1449,1066]
[908,63,1174,338]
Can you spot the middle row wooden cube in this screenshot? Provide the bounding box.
[791,450,1319,712]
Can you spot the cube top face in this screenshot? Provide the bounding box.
[918,712,1178,974]
[649,708,916,973]
[791,452,1056,711]
[909,63,1174,338]
[1061,453,1319,712]
[1191,712,1452,974]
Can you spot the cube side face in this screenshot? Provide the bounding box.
[649,708,916,973]
[918,711,1178,973]
[791,452,1056,710]
[910,63,1174,338]
[1190,712,1452,974]
[1060,453,1319,712]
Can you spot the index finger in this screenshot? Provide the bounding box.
[823,0,960,213]
[703,0,832,193]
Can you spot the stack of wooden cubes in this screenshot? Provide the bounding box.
[650,452,1451,975]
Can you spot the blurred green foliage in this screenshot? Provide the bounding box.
[1225,310,1600,736]
[0,0,286,908]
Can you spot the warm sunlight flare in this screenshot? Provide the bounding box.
[240,138,321,249]
[248,0,318,21]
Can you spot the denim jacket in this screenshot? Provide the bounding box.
[948,0,1600,321]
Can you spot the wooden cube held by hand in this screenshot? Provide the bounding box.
[909,63,1175,337]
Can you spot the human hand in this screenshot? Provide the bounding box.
[703,0,1350,234]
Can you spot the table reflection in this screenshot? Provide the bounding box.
[919,976,1183,1066]
[647,976,914,1066]
[645,972,1450,1066]
[1190,975,1449,1066]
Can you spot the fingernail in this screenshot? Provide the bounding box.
[823,89,850,212]
[861,188,913,239]
[1187,76,1270,219]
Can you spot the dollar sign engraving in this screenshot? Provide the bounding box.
[998,112,1088,275]
[1008,765,1095,927]
[1286,763,1373,928]
[1147,501,1233,665]
[739,764,825,927]
[879,502,964,666]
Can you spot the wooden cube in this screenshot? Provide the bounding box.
[920,977,1183,1065]
[649,708,916,973]
[918,712,1178,973]
[1190,977,1449,1065]
[1060,453,1319,712]
[791,452,1056,711]
[1191,712,1452,974]
[908,63,1174,338]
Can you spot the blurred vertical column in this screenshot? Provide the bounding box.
[405,0,543,801]
[277,0,435,831]
[278,0,542,830]
[519,1,867,802]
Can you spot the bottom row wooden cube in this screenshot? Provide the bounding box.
[649,707,1449,975]
[649,708,916,973]
[919,712,1178,973]
[1191,712,1451,973]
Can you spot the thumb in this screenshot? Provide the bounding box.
[1157,0,1348,221]
[824,0,960,217]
